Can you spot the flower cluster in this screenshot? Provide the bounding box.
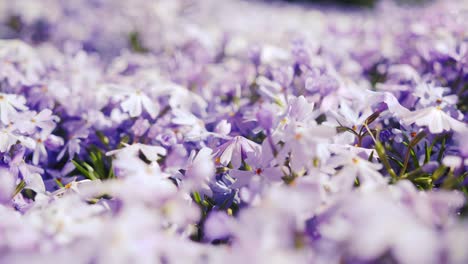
[0,0,467,263]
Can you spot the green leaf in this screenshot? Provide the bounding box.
[375,141,398,181]
[364,111,381,126]
[431,166,448,181]
[118,135,130,148]
[193,192,202,204]
[424,142,432,164]
[107,163,115,179]
[402,167,426,180]
[388,155,404,168]
[13,180,26,197]
[437,136,447,162]
[72,160,98,180]
[96,131,109,146]
[89,149,106,179]
[399,132,426,177]
[409,147,420,169]
[410,131,426,147]
[55,179,65,188]
[129,31,148,53]
[413,176,433,189]
[354,177,360,187]
[336,126,359,137]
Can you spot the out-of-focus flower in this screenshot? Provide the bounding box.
[184,147,215,189]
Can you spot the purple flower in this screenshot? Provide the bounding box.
[57,121,89,161]
[214,136,260,169]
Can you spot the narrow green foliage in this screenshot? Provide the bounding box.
[337,126,359,136]
[55,179,65,188]
[431,165,447,181]
[442,171,458,189]
[118,135,130,148]
[193,191,202,204]
[241,159,252,171]
[354,177,360,187]
[72,160,98,180]
[437,136,446,162]
[190,191,237,243]
[409,147,420,169]
[22,189,37,200]
[72,147,114,181]
[96,130,110,147]
[13,180,26,197]
[413,176,432,189]
[399,131,426,177]
[388,155,404,168]
[402,167,426,180]
[424,142,434,164]
[129,31,148,53]
[375,141,398,181]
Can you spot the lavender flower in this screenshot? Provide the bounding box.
[0,0,466,263]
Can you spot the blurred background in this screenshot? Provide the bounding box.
[264,0,432,7]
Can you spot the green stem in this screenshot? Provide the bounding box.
[399,131,426,177]
[375,141,398,181]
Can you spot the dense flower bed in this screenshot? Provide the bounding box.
[0,0,467,263]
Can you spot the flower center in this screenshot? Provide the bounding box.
[295,133,302,140]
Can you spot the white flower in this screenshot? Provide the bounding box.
[442,155,464,170]
[276,121,336,172]
[14,109,59,134]
[0,124,35,152]
[328,151,385,192]
[31,131,59,165]
[24,173,46,193]
[120,89,158,119]
[106,143,167,162]
[185,147,215,189]
[402,106,467,134]
[168,84,207,114]
[0,93,28,125]
[0,40,45,87]
[0,168,15,202]
[171,109,210,141]
[413,82,457,108]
